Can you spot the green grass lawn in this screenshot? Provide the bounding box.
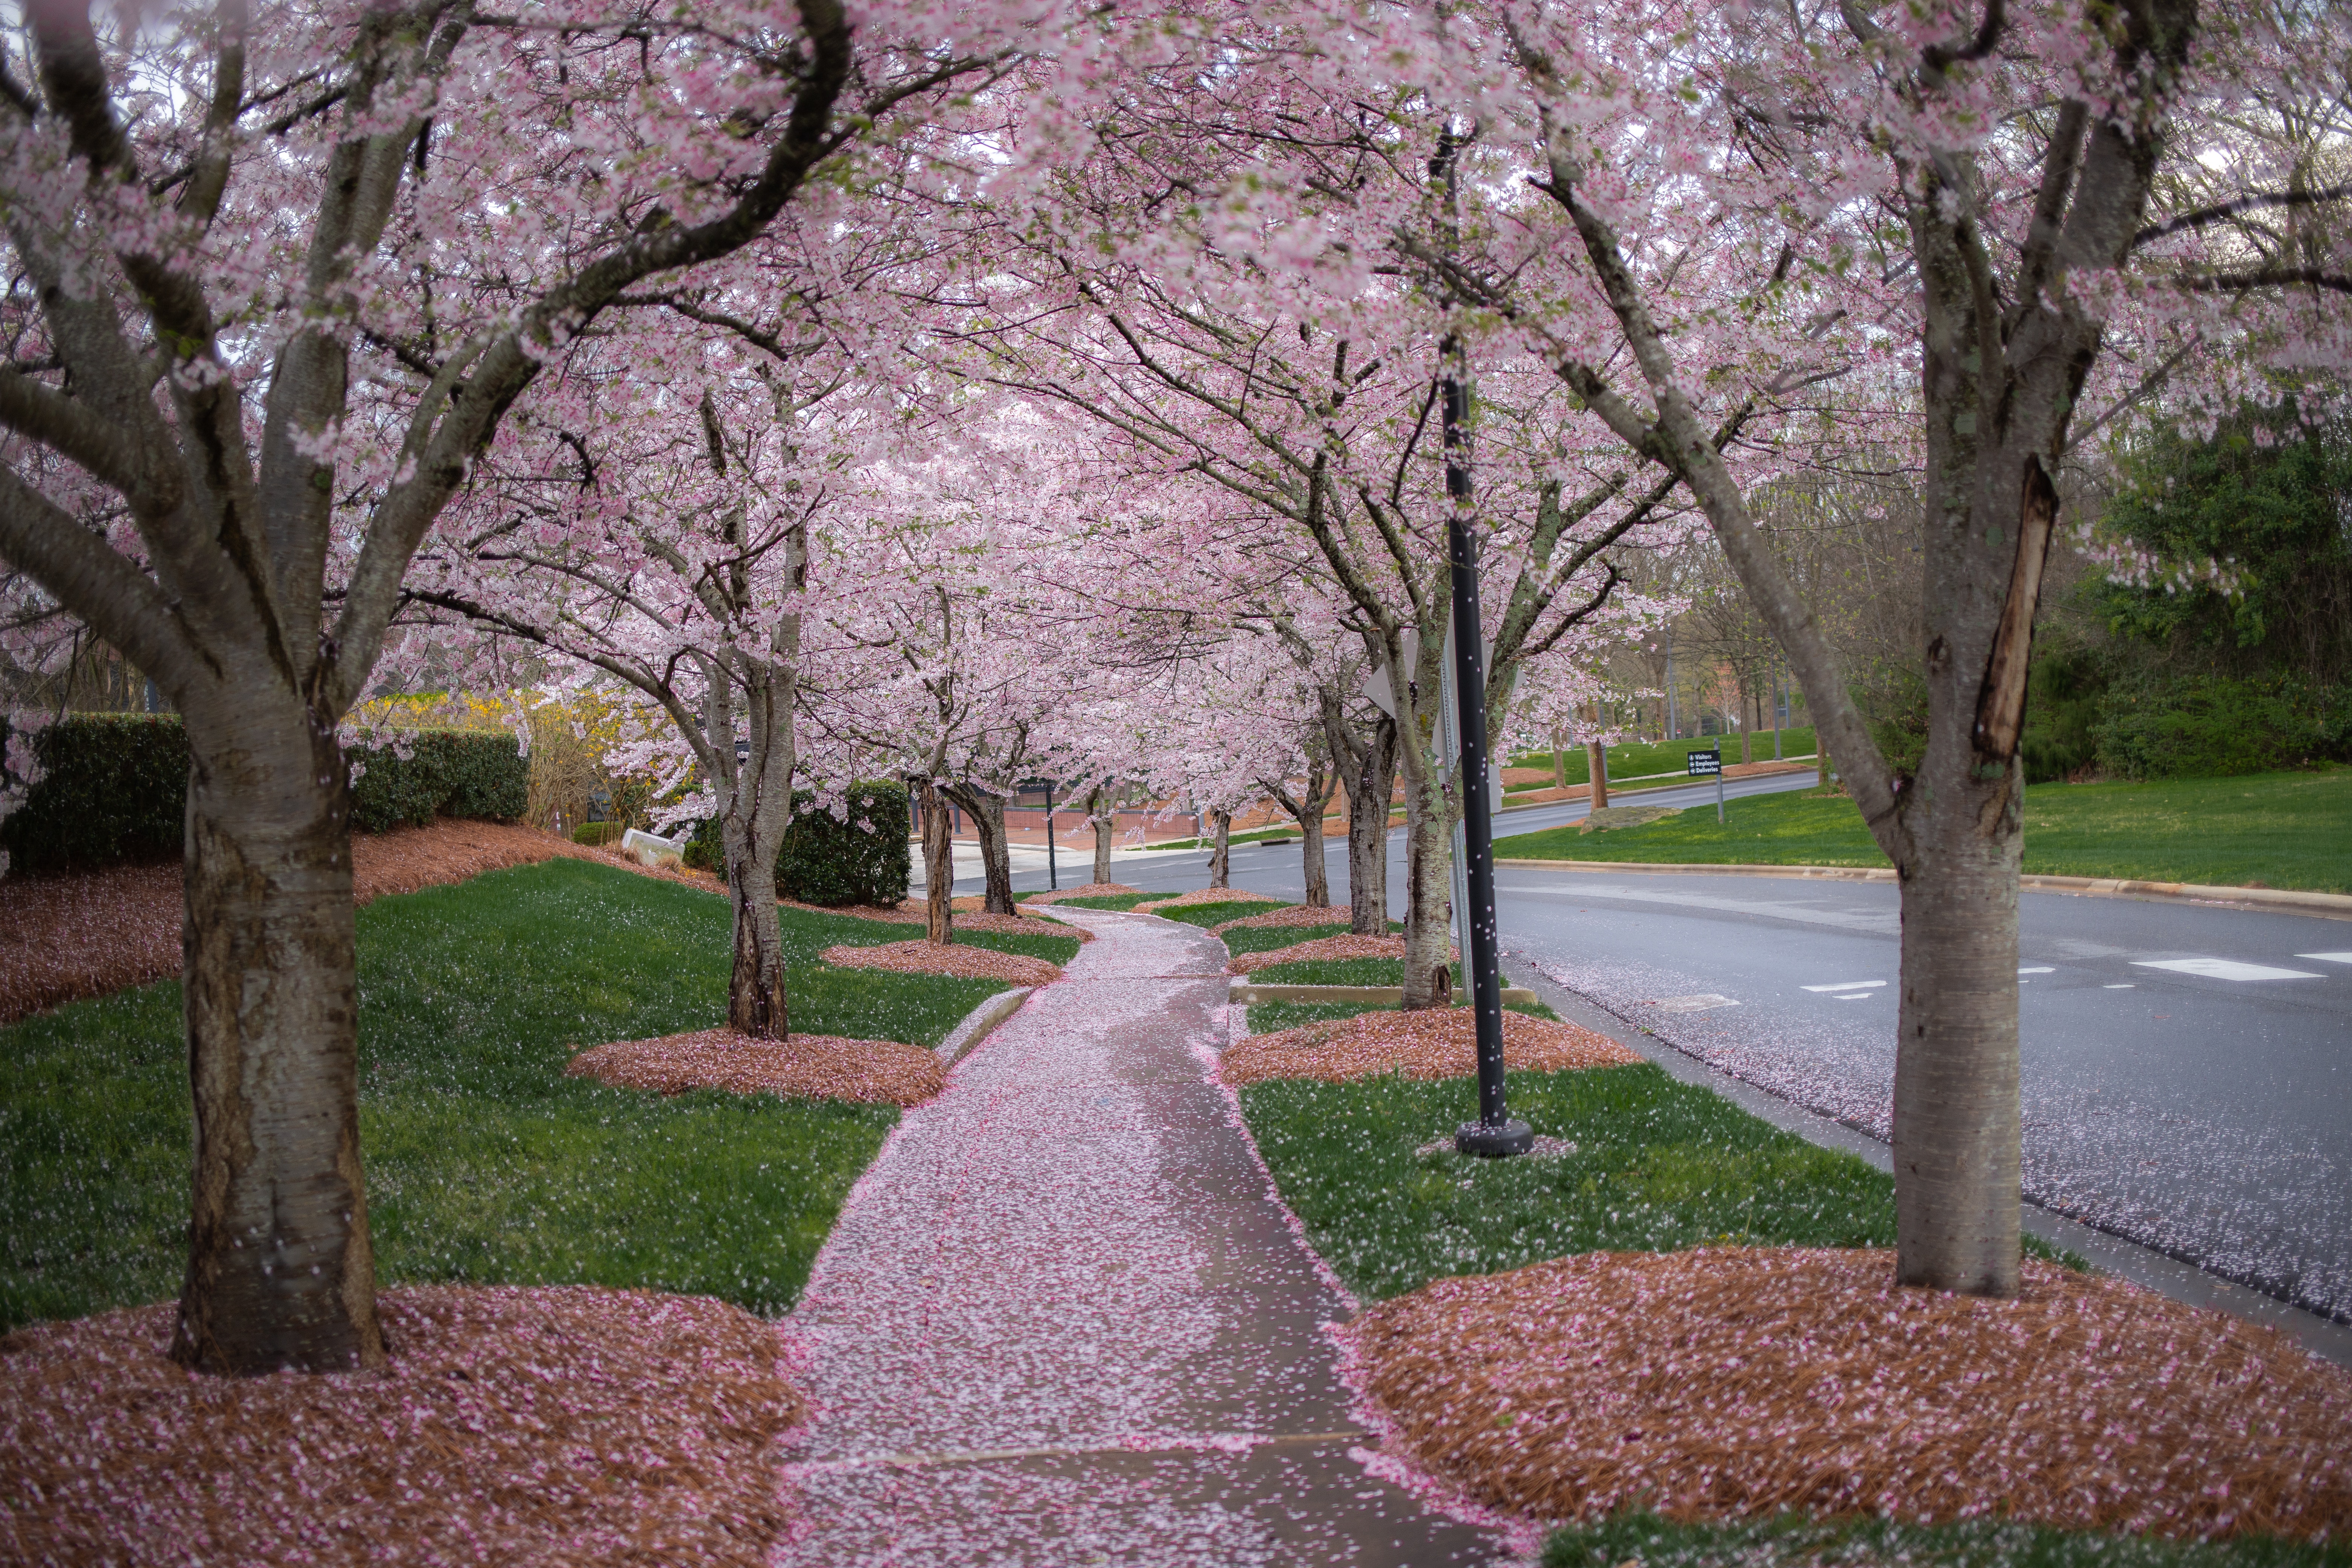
[2,858,1022,1334]
[1508,729,1818,788]
[1237,1063,1899,1302]
[1024,890,1159,910]
[1153,898,1287,926]
[1251,957,1463,989]
[1542,1511,2348,1568]
[1492,766,2352,892]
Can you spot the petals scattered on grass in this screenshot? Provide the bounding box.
[1227,934,1459,974]
[1346,1247,2352,1540]
[0,1286,800,1568]
[1221,1009,1638,1085]
[1211,904,1355,933]
[1133,888,1276,914]
[819,940,1062,988]
[0,821,710,1023]
[568,1026,945,1106]
[1024,883,1140,904]
[807,899,1090,940]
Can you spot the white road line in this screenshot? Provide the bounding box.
[1803,980,1885,993]
[2104,983,2135,989]
[2132,957,2324,982]
[2019,966,2055,974]
[2298,952,2352,965]
[1834,994,1873,1002]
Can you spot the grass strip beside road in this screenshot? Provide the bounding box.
[1,858,1024,1334]
[1236,1064,1897,1303]
[1508,730,1819,788]
[1493,767,2352,894]
[1542,1509,2352,1568]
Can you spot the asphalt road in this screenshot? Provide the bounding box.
[976,768,2352,1324]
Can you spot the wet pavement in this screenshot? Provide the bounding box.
[774,908,1503,1566]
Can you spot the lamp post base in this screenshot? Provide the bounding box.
[1455,1118,1534,1158]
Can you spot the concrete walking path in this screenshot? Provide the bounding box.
[774,908,1501,1565]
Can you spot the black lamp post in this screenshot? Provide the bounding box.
[1443,362,1533,1160]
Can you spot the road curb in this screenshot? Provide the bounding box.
[935,986,1032,1067]
[1493,858,2352,920]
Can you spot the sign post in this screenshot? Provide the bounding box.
[1687,745,1725,822]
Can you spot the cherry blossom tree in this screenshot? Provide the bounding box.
[1382,0,2352,1292]
[0,0,1046,1374]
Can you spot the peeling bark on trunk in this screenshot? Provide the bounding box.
[171,701,383,1377]
[918,778,953,944]
[1208,809,1231,888]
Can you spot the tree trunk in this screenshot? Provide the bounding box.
[1894,788,2024,1293]
[1208,808,1231,888]
[1740,686,1754,764]
[1089,782,1115,884]
[1398,776,1453,1011]
[1551,724,1568,789]
[720,754,791,1038]
[918,777,954,944]
[945,784,1016,914]
[1586,738,1608,810]
[171,701,384,1377]
[1340,716,1395,937]
[1298,807,1329,908]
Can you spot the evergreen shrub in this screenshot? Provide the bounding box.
[0,714,526,873]
[0,714,187,874]
[778,784,911,906]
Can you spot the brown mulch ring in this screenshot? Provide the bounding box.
[1227,933,1461,974]
[1221,1008,1639,1085]
[567,1026,945,1106]
[795,898,1091,941]
[1346,1247,2352,1540]
[1212,903,1356,933]
[1023,882,1141,905]
[819,940,1062,988]
[0,821,686,1025]
[0,1285,800,1567]
[1133,887,1280,914]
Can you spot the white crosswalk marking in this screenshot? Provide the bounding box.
[2019,966,2054,974]
[2298,952,2352,965]
[2133,957,2323,982]
[1803,980,1884,992]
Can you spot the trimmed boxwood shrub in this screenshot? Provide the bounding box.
[0,714,526,874]
[0,713,187,875]
[346,729,529,833]
[779,783,911,907]
[672,784,911,906]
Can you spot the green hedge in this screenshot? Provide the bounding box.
[0,714,526,875]
[0,714,187,875]
[678,782,913,906]
[346,729,529,834]
[779,783,910,907]
[2091,672,2352,781]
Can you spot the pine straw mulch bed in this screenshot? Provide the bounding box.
[0,1285,800,1568]
[1345,1247,2352,1542]
[1222,1008,1639,1085]
[1226,933,1463,974]
[567,1026,945,1106]
[1213,903,1356,933]
[0,821,682,1024]
[818,939,1063,988]
[1023,882,1141,905]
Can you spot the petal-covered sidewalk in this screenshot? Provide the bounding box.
[775,909,1500,1565]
